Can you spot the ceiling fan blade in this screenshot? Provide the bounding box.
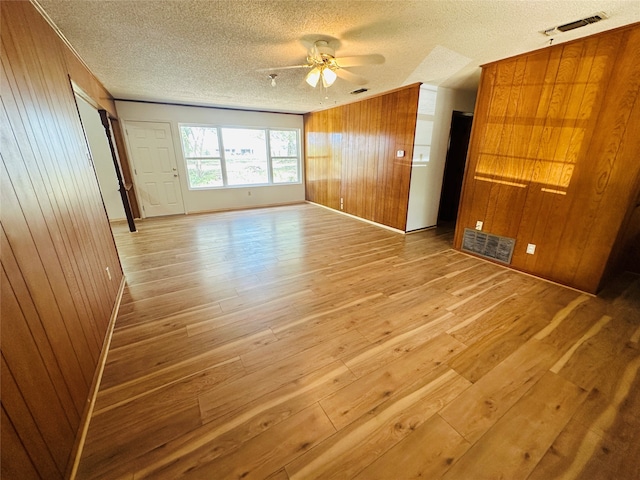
[256,64,311,72]
[334,54,385,67]
[335,68,368,85]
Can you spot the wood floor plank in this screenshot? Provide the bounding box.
[93,355,245,415]
[144,404,335,479]
[198,330,368,424]
[353,289,459,344]
[321,333,466,430]
[77,403,202,479]
[75,204,640,479]
[344,311,460,379]
[552,312,639,391]
[286,367,471,479]
[100,326,276,390]
[527,415,626,480]
[352,414,471,479]
[439,339,559,443]
[131,361,354,478]
[448,303,551,383]
[265,468,290,480]
[569,344,640,452]
[442,371,587,480]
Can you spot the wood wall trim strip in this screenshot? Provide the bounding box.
[68,276,126,480]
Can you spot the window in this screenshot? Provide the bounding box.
[180,126,223,188]
[270,130,300,183]
[180,124,300,189]
[221,128,268,185]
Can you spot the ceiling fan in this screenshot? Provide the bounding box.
[261,40,384,88]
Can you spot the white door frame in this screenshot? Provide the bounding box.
[124,121,185,218]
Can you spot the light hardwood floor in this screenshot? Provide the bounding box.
[77,203,640,479]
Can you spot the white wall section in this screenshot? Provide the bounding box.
[115,101,305,215]
[77,95,127,221]
[406,85,476,231]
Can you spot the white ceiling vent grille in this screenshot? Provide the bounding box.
[542,12,607,36]
[462,228,515,265]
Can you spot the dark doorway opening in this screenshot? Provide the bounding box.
[437,111,473,224]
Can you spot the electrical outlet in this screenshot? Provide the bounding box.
[340,197,344,210]
[475,221,483,231]
[105,266,112,280]
[526,243,536,255]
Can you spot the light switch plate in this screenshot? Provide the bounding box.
[396,150,405,158]
[475,221,483,231]
[526,243,536,255]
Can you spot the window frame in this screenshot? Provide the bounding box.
[269,129,303,184]
[179,125,224,189]
[179,123,301,190]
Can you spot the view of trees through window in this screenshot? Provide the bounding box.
[180,126,223,187]
[180,125,300,189]
[270,130,299,183]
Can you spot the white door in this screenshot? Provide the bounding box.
[125,121,184,217]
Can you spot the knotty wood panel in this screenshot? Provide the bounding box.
[1,2,123,478]
[304,84,420,231]
[454,23,640,293]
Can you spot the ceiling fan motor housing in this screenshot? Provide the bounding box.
[314,40,335,58]
[310,40,338,68]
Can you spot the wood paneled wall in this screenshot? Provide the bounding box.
[454,23,640,293]
[1,2,123,478]
[606,186,640,277]
[304,84,420,231]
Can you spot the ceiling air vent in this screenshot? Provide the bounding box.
[462,228,515,265]
[350,88,369,95]
[542,12,607,36]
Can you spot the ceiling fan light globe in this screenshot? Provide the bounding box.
[322,68,337,87]
[306,67,321,87]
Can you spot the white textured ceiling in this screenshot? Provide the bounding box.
[37,0,640,114]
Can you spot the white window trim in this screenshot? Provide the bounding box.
[179,123,301,191]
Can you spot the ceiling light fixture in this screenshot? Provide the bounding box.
[322,67,337,88]
[305,67,321,87]
[306,65,337,88]
[304,41,342,89]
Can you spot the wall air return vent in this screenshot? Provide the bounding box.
[462,228,515,265]
[542,12,607,36]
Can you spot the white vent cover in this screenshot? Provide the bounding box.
[542,12,608,36]
[462,228,516,265]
